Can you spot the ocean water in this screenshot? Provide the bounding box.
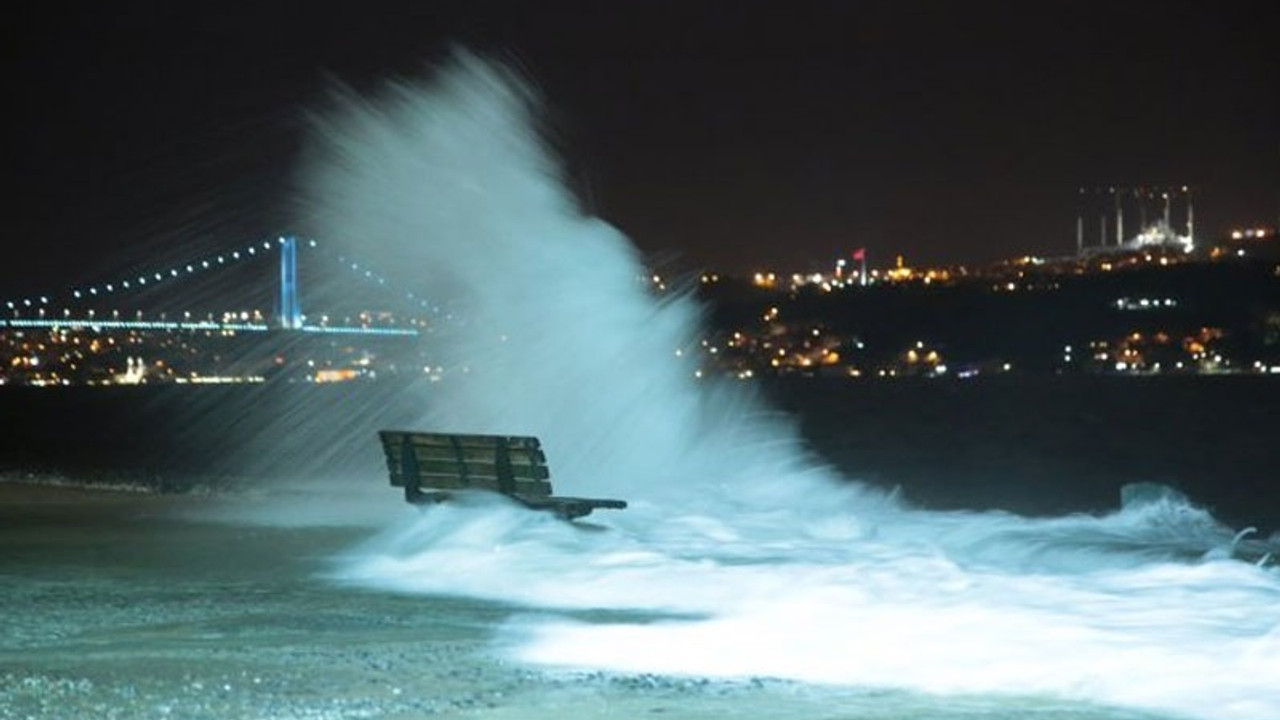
[3,51,1277,720]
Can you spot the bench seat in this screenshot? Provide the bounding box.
[378,430,627,520]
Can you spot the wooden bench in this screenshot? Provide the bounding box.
[377,430,627,520]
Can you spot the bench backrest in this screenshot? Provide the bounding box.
[378,430,553,498]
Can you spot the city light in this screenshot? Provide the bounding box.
[4,222,1278,386]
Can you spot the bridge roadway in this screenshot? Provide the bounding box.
[0,317,418,336]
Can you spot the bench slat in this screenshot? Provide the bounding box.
[515,495,629,520]
[386,458,550,482]
[389,472,553,497]
[391,445,547,466]
[382,432,542,451]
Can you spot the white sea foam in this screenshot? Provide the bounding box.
[304,51,1280,720]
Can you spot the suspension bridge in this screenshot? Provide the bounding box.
[1,236,425,337]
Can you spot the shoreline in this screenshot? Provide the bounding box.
[0,476,161,498]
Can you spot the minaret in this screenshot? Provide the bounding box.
[1115,190,1124,246]
[1184,186,1194,244]
[1077,187,1085,254]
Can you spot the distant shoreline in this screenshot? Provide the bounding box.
[0,476,158,499]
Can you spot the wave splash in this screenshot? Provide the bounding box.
[301,52,1280,720]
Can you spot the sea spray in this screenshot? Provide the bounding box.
[296,51,849,508]
[307,52,1280,720]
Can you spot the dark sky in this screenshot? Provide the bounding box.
[5,0,1277,297]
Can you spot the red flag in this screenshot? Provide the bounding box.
[851,248,866,262]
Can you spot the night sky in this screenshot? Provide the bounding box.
[6,1,1277,297]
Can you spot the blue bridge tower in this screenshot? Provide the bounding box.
[278,236,302,329]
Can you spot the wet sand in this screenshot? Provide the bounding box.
[0,483,1175,719]
[1,483,526,719]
